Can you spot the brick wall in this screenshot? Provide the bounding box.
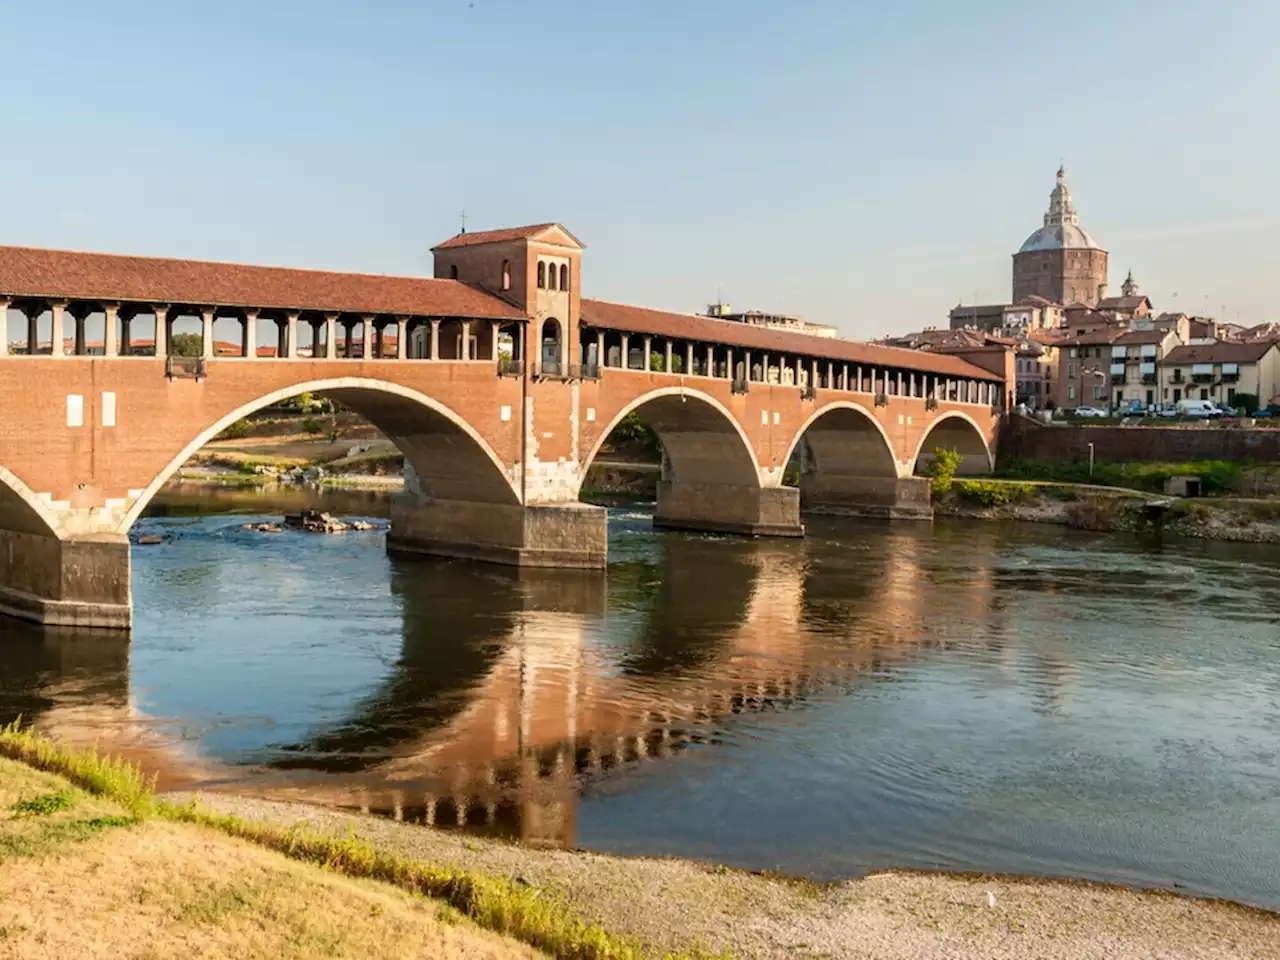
[1000,415,1280,466]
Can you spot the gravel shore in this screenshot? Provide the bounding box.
[168,791,1280,959]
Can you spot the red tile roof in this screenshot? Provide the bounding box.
[0,246,524,320]
[581,299,1003,380]
[1165,341,1280,364]
[1113,328,1171,345]
[432,223,584,250]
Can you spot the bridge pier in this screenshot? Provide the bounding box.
[0,530,132,629]
[800,475,933,520]
[387,496,608,569]
[653,480,803,538]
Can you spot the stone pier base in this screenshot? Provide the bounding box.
[653,481,804,538]
[801,475,933,520]
[0,530,132,629]
[388,496,608,569]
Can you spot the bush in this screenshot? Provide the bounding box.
[954,480,1035,506]
[302,417,324,435]
[922,447,962,496]
[216,419,253,440]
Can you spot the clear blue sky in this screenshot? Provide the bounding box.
[2,1,1277,337]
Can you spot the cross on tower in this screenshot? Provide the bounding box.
[459,210,467,235]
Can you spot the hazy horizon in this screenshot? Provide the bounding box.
[2,0,1276,338]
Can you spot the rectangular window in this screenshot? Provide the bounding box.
[1068,385,1076,401]
[1228,388,1236,404]
[1067,363,1077,379]
[1069,347,1078,359]
[1201,389,1209,400]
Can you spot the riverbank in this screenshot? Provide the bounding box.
[933,480,1280,543]
[7,729,1280,958]
[164,791,1280,960]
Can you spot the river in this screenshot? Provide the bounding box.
[3,483,1279,909]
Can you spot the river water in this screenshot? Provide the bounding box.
[3,484,1279,909]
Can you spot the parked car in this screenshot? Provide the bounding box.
[1176,399,1224,418]
[1255,405,1280,418]
[1073,406,1108,418]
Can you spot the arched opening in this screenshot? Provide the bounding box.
[782,402,925,518]
[559,263,568,291]
[912,413,993,477]
[0,466,62,537]
[166,308,205,357]
[579,388,794,536]
[501,259,511,291]
[540,318,562,373]
[547,262,558,291]
[122,378,521,531]
[211,310,245,357]
[536,261,546,289]
[118,306,160,356]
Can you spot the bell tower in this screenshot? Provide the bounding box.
[431,223,585,372]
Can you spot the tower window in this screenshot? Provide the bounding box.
[548,262,558,291]
[501,259,511,291]
[537,261,546,289]
[559,263,569,291]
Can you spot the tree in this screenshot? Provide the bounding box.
[169,332,203,357]
[1233,393,1259,415]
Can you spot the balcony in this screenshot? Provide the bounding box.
[1141,373,1157,385]
[533,361,567,380]
[496,358,523,377]
[165,356,206,380]
[1191,373,1213,383]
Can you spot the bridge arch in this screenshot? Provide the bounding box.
[782,400,902,481]
[581,386,762,493]
[910,411,993,476]
[0,465,64,538]
[120,377,519,531]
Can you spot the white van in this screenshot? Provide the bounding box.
[1176,399,1224,418]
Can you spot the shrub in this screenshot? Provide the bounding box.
[954,480,1035,506]
[1233,393,1259,415]
[216,419,253,440]
[922,447,962,496]
[302,417,324,435]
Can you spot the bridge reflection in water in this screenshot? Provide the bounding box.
[3,520,1005,849]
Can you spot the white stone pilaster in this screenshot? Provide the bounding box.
[50,302,65,357]
[201,308,214,359]
[243,310,258,359]
[286,312,298,359]
[103,304,118,358]
[429,319,440,360]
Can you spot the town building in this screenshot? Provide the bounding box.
[1054,329,1123,410]
[705,303,838,339]
[1160,341,1280,409]
[1107,328,1180,412]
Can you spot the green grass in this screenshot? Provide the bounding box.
[0,720,154,818]
[1000,459,1248,495]
[10,790,74,817]
[0,721,725,960]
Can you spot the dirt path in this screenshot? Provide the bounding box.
[170,791,1280,960]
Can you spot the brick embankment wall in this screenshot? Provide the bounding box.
[999,416,1280,467]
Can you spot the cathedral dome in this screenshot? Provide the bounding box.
[1017,166,1104,253]
[1018,222,1102,253]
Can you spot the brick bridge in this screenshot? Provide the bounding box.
[0,223,1010,628]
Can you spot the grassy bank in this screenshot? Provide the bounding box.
[6,725,1279,958]
[0,722,716,960]
[999,458,1280,496]
[932,478,1280,541]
